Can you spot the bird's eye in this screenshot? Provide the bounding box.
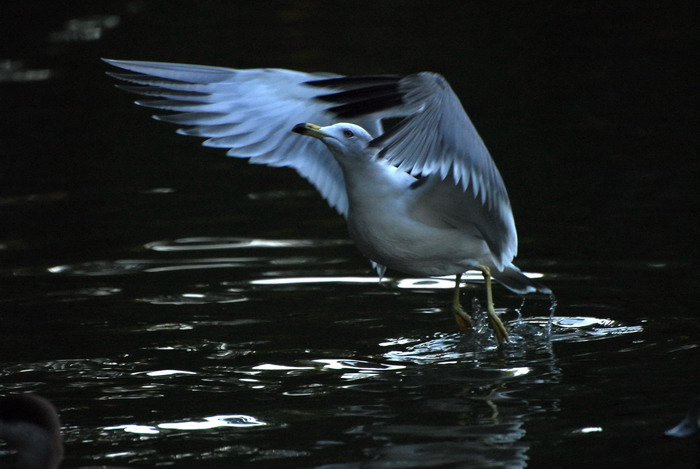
[343,129,354,138]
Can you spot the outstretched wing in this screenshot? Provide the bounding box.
[104,59,386,216]
[306,73,517,269]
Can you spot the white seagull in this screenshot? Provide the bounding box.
[104,59,551,345]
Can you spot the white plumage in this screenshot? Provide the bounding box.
[104,59,550,345]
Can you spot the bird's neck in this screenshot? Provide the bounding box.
[338,158,412,214]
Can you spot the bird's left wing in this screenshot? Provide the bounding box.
[307,72,517,269]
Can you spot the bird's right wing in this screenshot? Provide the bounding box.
[104,59,387,217]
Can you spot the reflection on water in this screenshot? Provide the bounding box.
[145,236,351,252]
[106,413,267,434]
[9,237,349,278]
[138,291,248,305]
[0,60,52,83]
[251,276,381,286]
[0,276,682,469]
[1,253,641,468]
[547,317,644,342]
[49,15,121,42]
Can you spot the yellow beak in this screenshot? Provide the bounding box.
[292,122,328,139]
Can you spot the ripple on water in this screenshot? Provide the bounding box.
[11,236,351,278]
[137,290,248,305]
[545,316,644,342]
[378,314,643,366]
[145,236,350,252]
[49,14,121,42]
[0,60,53,83]
[105,414,267,434]
[36,258,265,276]
[244,359,406,378]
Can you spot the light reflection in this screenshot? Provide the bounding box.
[41,258,261,277]
[105,451,139,458]
[313,359,405,372]
[0,60,52,83]
[376,317,641,363]
[249,360,406,377]
[572,426,603,434]
[398,271,545,289]
[145,323,194,332]
[145,237,349,252]
[251,276,381,285]
[339,372,380,381]
[104,424,159,435]
[379,337,422,347]
[253,364,314,371]
[44,260,151,276]
[554,317,615,328]
[132,369,197,377]
[39,258,548,291]
[396,277,456,289]
[139,292,248,305]
[104,415,266,434]
[159,415,266,430]
[503,367,531,377]
[49,15,120,42]
[250,272,546,289]
[517,316,643,342]
[381,334,470,365]
[142,259,259,273]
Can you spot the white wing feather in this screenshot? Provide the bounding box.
[104,59,382,217]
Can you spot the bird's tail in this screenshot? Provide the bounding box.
[491,264,552,295]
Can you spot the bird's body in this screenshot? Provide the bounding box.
[338,148,490,277]
[104,59,551,344]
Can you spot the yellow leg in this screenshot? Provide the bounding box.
[480,266,509,345]
[452,273,474,331]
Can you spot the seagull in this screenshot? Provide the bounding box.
[103,59,551,345]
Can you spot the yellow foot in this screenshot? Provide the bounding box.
[486,306,510,346]
[452,273,473,332]
[480,266,510,346]
[453,305,474,332]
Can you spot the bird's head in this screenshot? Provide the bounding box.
[292,122,374,164]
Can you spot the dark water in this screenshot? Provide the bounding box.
[1,2,698,468]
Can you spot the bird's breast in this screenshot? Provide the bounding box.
[346,202,485,276]
[340,159,490,276]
